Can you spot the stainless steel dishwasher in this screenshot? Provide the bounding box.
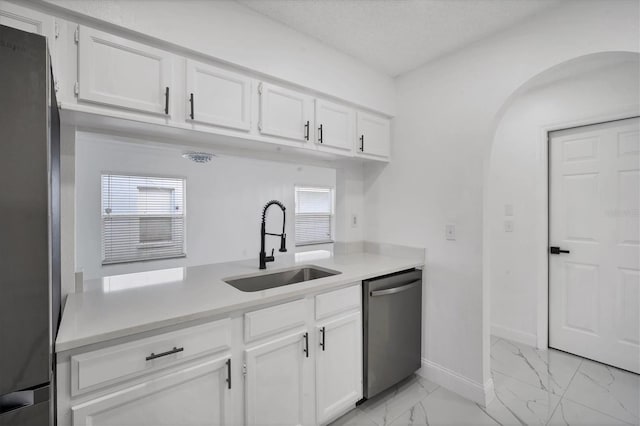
[363,269,423,399]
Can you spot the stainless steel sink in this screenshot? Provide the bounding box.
[224,265,341,292]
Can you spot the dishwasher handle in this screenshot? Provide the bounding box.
[370,279,421,297]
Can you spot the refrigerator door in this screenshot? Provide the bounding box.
[0,386,50,426]
[0,25,51,395]
[364,269,423,399]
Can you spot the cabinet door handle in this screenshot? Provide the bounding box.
[164,87,170,115]
[145,346,183,361]
[360,135,364,152]
[303,332,309,358]
[226,359,231,389]
[304,120,310,141]
[189,93,194,120]
[318,124,323,143]
[320,327,325,351]
[549,246,570,254]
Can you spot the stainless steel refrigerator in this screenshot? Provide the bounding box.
[0,24,61,426]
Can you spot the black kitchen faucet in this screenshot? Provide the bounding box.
[259,200,287,269]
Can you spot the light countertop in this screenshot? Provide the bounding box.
[56,249,424,353]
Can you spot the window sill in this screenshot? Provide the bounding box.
[295,240,335,247]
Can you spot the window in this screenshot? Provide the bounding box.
[295,186,334,246]
[101,174,186,265]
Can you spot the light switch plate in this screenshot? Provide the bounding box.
[505,204,514,216]
[446,224,456,240]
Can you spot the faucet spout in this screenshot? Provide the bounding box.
[259,200,287,269]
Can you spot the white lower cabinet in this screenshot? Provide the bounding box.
[58,284,363,426]
[315,312,363,425]
[244,331,315,426]
[71,354,233,426]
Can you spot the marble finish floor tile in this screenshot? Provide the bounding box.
[389,386,499,426]
[563,359,640,425]
[330,408,378,426]
[334,338,639,426]
[548,398,630,425]
[491,338,582,396]
[358,375,439,426]
[487,371,561,425]
[491,335,501,346]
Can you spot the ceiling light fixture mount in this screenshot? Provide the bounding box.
[182,152,215,164]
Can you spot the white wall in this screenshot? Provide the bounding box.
[74,133,336,281]
[489,56,640,346]
[40,0,395,115]
[364,0,639,404]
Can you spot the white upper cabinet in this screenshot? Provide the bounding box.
[77,26,173,116]
[0,1,54,38]
[315,312,362,425]
[314,99,355,154]
[356,111,391,160]
[185,59,251,131]
[244,331,314,426]
[0,1,58,88]
[258,82,313,142]
[71,355,233,426]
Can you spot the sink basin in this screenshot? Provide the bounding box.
[224,265,341,292]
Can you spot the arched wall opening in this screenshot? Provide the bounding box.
[485,52,640,357]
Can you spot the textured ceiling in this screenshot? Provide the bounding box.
[236,0,562,77]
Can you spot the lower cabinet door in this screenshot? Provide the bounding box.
[316,312,363,424]
[71,354,232,426]
[244,331,314,426]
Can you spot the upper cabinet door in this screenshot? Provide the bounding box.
[0,1,58,85]
[185,60,251,131]
[356,112,391,160]
[77,26,173,116]
[314,99,354,154]
[258,82,313,142]
[0,1,54,38]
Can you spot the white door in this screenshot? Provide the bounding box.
[244,331,314,426]
[185,59,252,131]
[77,26,173,116]
[71,355,233,425]
[314,99,354,154]
[258,82,313,142]
[356,112,391,160]
[549,117,640,373]
[316,312,362,425]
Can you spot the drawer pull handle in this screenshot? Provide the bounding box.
[145,346,184,361]
[226,359,231,389]
[320,327,326,351]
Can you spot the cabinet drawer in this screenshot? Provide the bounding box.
[71,319,230,396]
[244,299,306,342]
[315,284,361,320]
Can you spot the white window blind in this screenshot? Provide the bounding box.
[295,186,333,246]
[101,174,186,265]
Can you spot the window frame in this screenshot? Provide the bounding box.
[294,185,335,247]
[100,172,187,265]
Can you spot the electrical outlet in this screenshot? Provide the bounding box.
[446,224,456,240]
[504,220,514,232]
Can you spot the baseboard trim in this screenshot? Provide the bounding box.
[491,323,537,347]
[418,358,495,407]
